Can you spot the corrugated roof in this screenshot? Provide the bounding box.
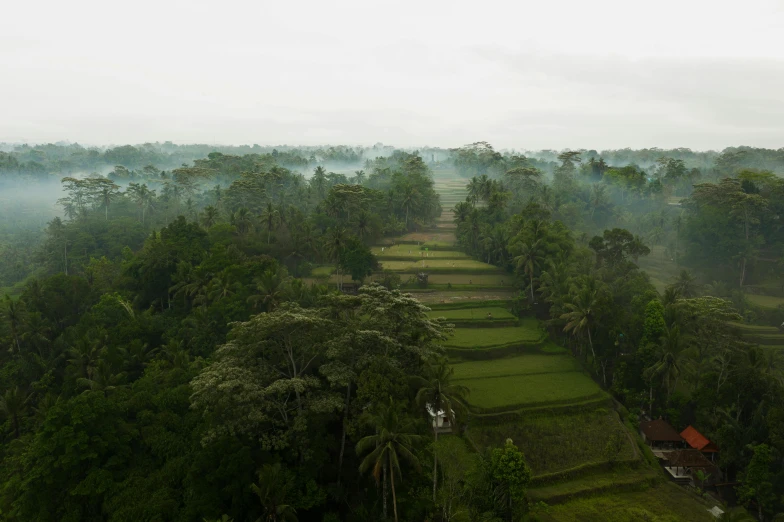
[663,449,717,470]
[681,425,710,451]
[640,418,683,442]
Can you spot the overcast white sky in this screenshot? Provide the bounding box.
[2,0,783,150]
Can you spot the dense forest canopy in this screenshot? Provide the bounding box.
[0,141,783,521]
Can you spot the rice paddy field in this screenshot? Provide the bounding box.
[636,246,679,294]
[426,307,515,321]
[371,246,468,259]
[380,259,501,272]
[461,371,603,410]
[467,407,634,475]
[443,320,545,348]
[451,354,579,380]
[412,290,517,304]
[746,293,784,309]
[534,482,716,521]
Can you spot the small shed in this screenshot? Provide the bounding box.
[681,425,719,460]
[426,404,453,433]
[640,418,683,449]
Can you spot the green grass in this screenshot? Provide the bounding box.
[412,290,517,304]
[444,320,544,347]
[380,259,501,272]
[310,266,333,277]
[427,307,515,321]
[371,246,468,259]
[728,321,780,333]
[461,371,602,410]
[535,482,717,521]
[746,293,784,309]
[422,274,511,285]
[467,408,634,475]
[452,354,579,380]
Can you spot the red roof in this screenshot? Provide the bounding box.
[681,425,718,452]
[640,419,683,442]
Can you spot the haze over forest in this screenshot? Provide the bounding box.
[2,1,784,522]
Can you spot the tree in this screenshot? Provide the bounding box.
[512,239,545,302]
[260,202,281,244]
[414,361,469,501]
[0,386,29,438]
[488,439,532,521]
[561,279,603,360]
[737,444,776,521]
[201,205,219,228]
[250,463,298,522]
[1,294,25,352]
[356,398,422,522]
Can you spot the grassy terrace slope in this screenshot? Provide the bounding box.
[443,319,545,348]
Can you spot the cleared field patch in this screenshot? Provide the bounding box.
[424,273,511,286]
[729,321,780,333]
[444,321,544,348]
[452,354,579,380]
[535,482,716,521]
[462,371,601,410]
[467,408,634,475]
[746,293,784,309]
[396,231,456,244]
[413,290,516,304]
[381,259,501,273]
[311,266,334,277]
[371,246,468,259]
[427,307,515,321]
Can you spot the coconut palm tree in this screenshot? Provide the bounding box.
[250,463,298,522]
[413,361,468,501]
[561,279,601,359]
[231,208,253,237]
[513,239,545,302]
[1,294,24,353]
[201,205,219,228]
[0,386,29,438]
[325,227,347,291]
[259,202,281,244]
[356,398,422,522]
[248,269,289,312]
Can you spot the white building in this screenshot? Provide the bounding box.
[426,404,453,433]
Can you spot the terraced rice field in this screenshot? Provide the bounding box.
[444,320,545,347]
[395,231,456,244]
[452,354,579,380]
[427,307,515,321]
[746,293,784,309]
[371,246,468,259]
[381,259,501,272]
[467,407,634,475]
[424,273,510,285]
[534,482,716,521]
[462,371,602,410]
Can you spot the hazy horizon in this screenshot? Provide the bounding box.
[3,0,784,150]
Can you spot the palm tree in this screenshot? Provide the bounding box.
[356,398,422,522]
[0,386,29,438]
[453,201,472,223]
[311,166,327,200]
[231,208,253,237]
[466,177,482,204]
[561,280,600,359]
[670,269,699,298]
[248,269,289,312]
[1,294,24,353]
[260,202,281,244]
[353,170,367,185]
[414,361,468,501]
[201,205,219,228]
[399,184,420,229]
[325,227,346,292]
[513,239,545,302]
[643,326,682,413]
[77,360,127,396]
[250,463,298,522]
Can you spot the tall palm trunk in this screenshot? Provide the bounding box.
[390,466,399,522]
[587,328,596,359]
[432,426,438,501]
[337,382,351,485]
[383,463,388,519]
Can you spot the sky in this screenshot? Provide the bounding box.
[2,0,784,150]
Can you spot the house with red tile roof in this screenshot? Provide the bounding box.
[681,425,719,460]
